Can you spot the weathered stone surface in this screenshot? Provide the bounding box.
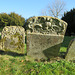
[0,26,25,54]
[65,38,75,60]
[0,42,2,50]
[26,16,67,59]
[27,33,64,59]
[26,16,67,35]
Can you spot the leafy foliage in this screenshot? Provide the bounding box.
[61,8,75,36]
[0,12,25,31]
[0,13,10,31]
[9,12,25,26]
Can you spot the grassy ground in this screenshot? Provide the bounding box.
[0,36,75,75]
[60,36,75,52]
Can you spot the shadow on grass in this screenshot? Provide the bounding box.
[0,50,27,57]
[61,36,75,47]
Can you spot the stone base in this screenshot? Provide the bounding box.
[27,33,64,59]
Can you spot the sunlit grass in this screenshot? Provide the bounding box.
[0,35,75,75]
[60,36,75,53]
[0,55,75,75]
[60,47,67,52]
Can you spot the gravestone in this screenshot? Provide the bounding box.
[0,26,25,54]
[65,38,75,60]
[26,16,67,59]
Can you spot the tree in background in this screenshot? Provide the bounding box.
[0,13,10,31]
[62,8,75,36]
[41,0,66,18]
[0,12,25,31]
[9,12,25,26]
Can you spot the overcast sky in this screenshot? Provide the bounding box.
[0,0,75,19]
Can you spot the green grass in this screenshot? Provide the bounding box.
[0,55,75,75]
[61,36,75,47]
[60,36,75,52]
[0,36,75,75]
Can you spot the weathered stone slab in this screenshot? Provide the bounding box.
[27,33,64,59]
[26,16,67,35]
[26,16,67,59]
[65,38,75,60]
[0,26,25,54]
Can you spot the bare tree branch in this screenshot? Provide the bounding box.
[41,9,47,16]
[41,0,66,18]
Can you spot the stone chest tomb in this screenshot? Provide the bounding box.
[26,16,67,59]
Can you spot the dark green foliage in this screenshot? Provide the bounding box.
[0,13,10,31]
[0,12,25,32]
[61,36,75,47]
[23,20,29,31]
[9,12,25,26]
[61,8,75,36]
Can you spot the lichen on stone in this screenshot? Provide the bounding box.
[1,26,25,54]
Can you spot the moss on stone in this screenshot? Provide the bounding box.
[10,40,15,45]
[1,26,25,54]
[13,32,20,37]
[7,32,25,53]
[0,37,6,43]
[10,32,25,53]
[4,47,10,51]
[15,35,24,52]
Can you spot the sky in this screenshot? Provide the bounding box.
[0,0,75,19]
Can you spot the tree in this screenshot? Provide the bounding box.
[0,12,25,31]
[41,0,66,18]
[0,13,10,31]
[9,12,25,26]
[61,8,75,36]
